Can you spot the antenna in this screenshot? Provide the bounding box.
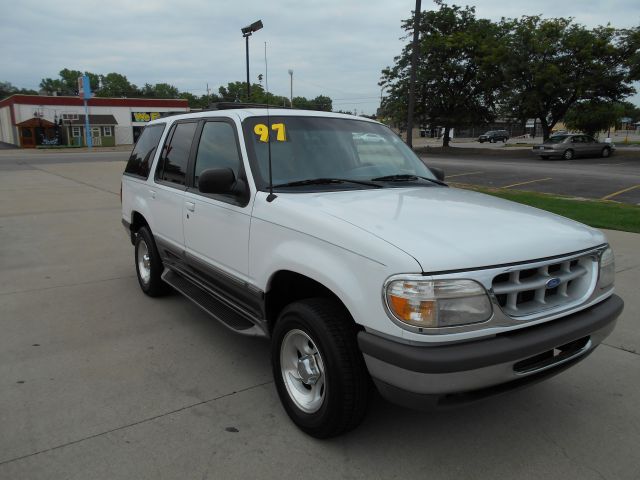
[265,40,277,202]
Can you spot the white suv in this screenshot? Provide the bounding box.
[121,106,623,438]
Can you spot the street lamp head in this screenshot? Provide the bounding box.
[241,20,263,36]
[288,69,293,76]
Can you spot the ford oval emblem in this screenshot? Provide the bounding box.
[546,277,561,289]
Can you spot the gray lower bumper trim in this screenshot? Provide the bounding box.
[358,295,623,374]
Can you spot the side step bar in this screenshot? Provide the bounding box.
[162,269,267,337]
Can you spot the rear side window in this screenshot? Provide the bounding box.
[156,122,198,186]
[124,124,165,178]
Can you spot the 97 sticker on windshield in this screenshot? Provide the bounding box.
[254,123,287,142]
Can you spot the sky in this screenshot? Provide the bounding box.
[1,0,639,114]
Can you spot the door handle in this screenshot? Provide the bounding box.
[149,189,156,199]
[185,201,195,212]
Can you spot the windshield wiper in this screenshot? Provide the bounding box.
[272,178,382,188]
[370,174,447,186]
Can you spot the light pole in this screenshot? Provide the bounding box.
[406,0,421,147]
[288,69,293,108]
[241,20,263,100]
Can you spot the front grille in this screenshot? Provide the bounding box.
[492,255,595,317]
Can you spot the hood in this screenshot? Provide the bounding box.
[278,187,606,272]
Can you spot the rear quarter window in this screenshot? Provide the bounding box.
[124,124,166,179]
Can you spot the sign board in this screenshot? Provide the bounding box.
[77,75,92,100]
[131,112,162,123]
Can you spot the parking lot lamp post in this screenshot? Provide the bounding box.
[288,69,293,108]
[241,20,264,100]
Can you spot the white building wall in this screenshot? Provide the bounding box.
[0,106,15,145]
[13,103,188,146]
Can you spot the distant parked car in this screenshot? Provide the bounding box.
[550,130,568,137]
[478,130,509,143]
[532,134,614,160]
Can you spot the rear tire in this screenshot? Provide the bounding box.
[601,147,611,158]
[563,149,574,160]
[134,226,170,297]
[271,298,371,438]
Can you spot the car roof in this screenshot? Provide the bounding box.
[146,108,381,127]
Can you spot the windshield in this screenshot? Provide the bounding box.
[242,116,437,190]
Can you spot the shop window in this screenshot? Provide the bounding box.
[72,127,81,137]
[103,126,112,137]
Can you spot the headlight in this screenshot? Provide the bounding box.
[599,246,615,289]
[385,279,492,330]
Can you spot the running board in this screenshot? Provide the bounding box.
[162,269,267,337]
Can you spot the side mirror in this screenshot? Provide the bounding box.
[198,168,237,194]
[430,167,445,182]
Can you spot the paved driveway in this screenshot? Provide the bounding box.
[1,151,639,479]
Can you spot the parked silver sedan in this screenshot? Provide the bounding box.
[532,134,614,160]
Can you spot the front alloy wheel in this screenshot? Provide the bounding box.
[271,298,371,438]
[563,149,574,160]
[280,329,326,413]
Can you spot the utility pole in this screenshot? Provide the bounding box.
[406,0,421,148]
[288,69,293,108]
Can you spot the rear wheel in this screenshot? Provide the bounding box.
[271,298,371,438]
[134,226,169,297]
[601,147,611,158]
[563,149,574,160]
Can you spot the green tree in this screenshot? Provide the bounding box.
[380,1,505,146]
[0,81,38,99]
[564,100,622,137]
[501,17,634,140]
[96,73,138,97]
[39,77,70,95]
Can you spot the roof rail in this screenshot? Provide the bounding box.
[207,102,285,110]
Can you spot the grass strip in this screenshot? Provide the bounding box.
[454,184,640,233]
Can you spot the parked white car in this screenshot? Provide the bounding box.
[122,106,623,438]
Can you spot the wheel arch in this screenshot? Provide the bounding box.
[126,211,150,244]
[264,270,356,335]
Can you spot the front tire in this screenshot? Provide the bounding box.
[134,226,169,297]
[563,149,574,160]
[601,147,611,158]
[271,298,371,438]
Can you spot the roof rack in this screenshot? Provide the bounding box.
[207,102,285,110]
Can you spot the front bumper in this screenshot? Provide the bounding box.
[358,295,623,409]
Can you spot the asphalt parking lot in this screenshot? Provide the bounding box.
[1,149,639,479]
[421,150,640,205]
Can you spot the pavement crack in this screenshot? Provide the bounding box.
[0,275,136,297]
[602,342,639,356]
[0,381,273,467]
[24,163,119,197]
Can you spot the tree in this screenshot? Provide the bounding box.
[96,72,138,97]
[564,100,622,137]
[140,82,180,99]
[0,81,38,99]
[39,77,70,95]
[501,17,635,140]
[380,1,505,146]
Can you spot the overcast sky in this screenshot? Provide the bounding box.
[1,0,638,114]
